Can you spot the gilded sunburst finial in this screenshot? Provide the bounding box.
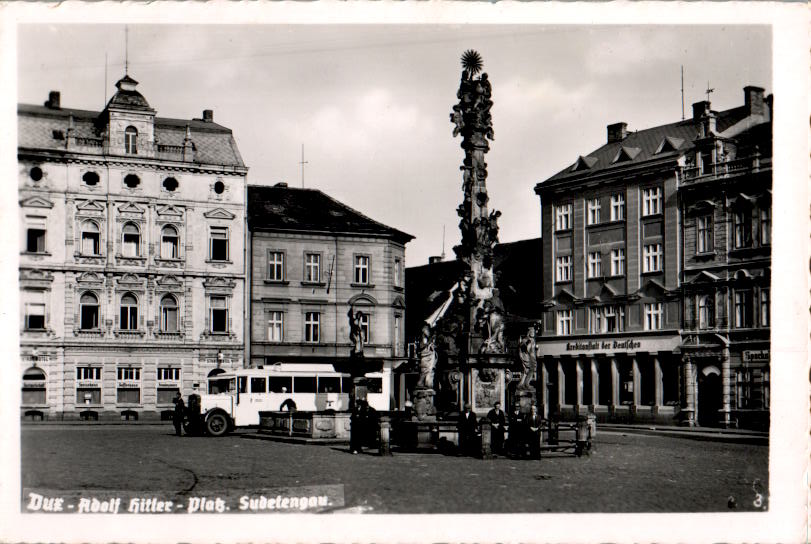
[461,50,483,76]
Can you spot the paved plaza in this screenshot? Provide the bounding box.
[21,424,768,514]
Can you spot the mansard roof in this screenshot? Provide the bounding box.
[247,184,413,244]
[17,104,245,168]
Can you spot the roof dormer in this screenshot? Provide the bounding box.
[611,146,641,164]
[102,74,156,158]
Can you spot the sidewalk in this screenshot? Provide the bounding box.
[598,423,769,445]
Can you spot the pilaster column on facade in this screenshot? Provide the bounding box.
[721,347,732,428]
[681,355,696,426]
[556,360,565,412]
[653,355,663,407]
[539,362,549,419]
[590,358,598,407]
[609,357,619,407]
[575,358,584,408]
[631,356,640,407]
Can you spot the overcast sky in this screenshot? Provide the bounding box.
[18,24,771,267]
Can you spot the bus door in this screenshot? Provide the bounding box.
[233,375,266,426]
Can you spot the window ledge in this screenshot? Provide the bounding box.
[350,283,375,288]
[554,228,572,234]
[300,281,326,287]
[693,251,717,258]
[208,331,231,336]
[155,257,184,263]
[21,251,52,257]
[206,259,233,265]
[586,276,605,281]
[554,280,572,285]
[76,253,104,258]
[640,270,663,276]
[641,213,663,219]
[264,280,290,285]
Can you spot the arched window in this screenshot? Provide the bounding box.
[81,220,101,255]
[22,367,47,405]
[122,222,140,257]
[82,171,100,186]
[79,292,99,330]
[161,225,179,259]
[125,126,138,154]
[160,294,179,333]
[697,294,715,330]
[162,177,178,192]
[120,292,138,330]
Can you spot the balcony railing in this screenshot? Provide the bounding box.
[681,155,763,182]
[64,136,195,162]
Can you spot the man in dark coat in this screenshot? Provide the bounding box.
[507,404,524,458]
[349,400,364,454]
[457,403,479,456]
[486,401,506,455]
[172,392,185,436]
[525,404,543,459]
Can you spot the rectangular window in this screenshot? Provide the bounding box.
[27,228,46,253]
[24,290,46,330]
[555,204,572,231]
[587,198,601,225]
[556,309,573,336]
[76,367,102,380]
[250,377,267,393]
[122,228,140,257]
[734,210,752,248]
[589,305,625,333]
[610,248,626,276]
[760,289,769,327]
[698,295,715,330]
[82,229,100,256]
[354,255,370,284]
[588,307,602,333]
[269,376,292,393]
[394,257,402,287]
[556,255,572,282]
[267,251,284,281]
[644,303,663,330]
[587,252,602,278]
[161,232,179,259]
[77,388,102,405]
[642,187,662,216]
[610,194,625,221]
[157,387,180,404]
[22,386,46,405]
[117,388,140,404]
[735,369,751,409]
[120,300,138,330]
[697,215,714,253]
[267,311,283,342]
[304,253,320,283]
[394,315,402,356]
[760,207,771,245]
[734,290,753,328]
[117,367,141,381]
[210,296,228,333]
[293,376,316,393]
[210,227,229,261]
[643,243,662,273]
[157,367,181,381]
[359,313,370,343]
[317,376,341,393]
[305,312,320,343]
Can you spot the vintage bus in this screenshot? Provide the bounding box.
[192,363,392,436]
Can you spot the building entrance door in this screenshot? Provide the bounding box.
[697,366,721,427]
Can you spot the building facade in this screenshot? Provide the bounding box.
[534,86,771,428]
[19,76,248,421]
[247,184,413,409]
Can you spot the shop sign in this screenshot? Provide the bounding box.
[117,381,140,389]
[157,381,179,388]
[24,380,46,387]
[77,380,99,388]
[742,350,769,362]
[540,335,681,356]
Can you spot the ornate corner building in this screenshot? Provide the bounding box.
[19,76,248,421]
[247,184,413,408]
[534,86,771,430]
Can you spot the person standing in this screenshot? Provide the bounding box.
[525,404,543,459]
[486,401,506,455]
[349,400,364,454]
[507,404,524,458]
[457,403,479,456]
[172,391,185,437]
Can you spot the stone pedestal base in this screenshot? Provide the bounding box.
[412,387,437,421]
[516,388,536,415]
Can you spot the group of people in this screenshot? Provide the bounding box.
[457,401,546,459]
[349,399,378,454]
[172,391,202,437]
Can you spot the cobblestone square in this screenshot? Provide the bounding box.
[21,425,768,513]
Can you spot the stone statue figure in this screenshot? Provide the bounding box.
[348,307,364,357]
[517,325,539,390]
[416,324,437,389]
[477,300,505,354]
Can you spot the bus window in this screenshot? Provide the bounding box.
[209,377,234,394]
[367,378,383,394]
[318,376,340,393]
[269,376,292,393]
[293,376,316,393]
[238,376,248,394]
[341,377,353,394]
[250,377,266,393]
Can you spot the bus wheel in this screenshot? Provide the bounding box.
[206,412,229,437]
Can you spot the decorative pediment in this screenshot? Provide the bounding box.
[156,205,184,218]
[20,268,54,283]
[156,274,182,289]
[687,199,716,215]
[76,200,106,213]
[203,276,236,289]
[612,146,641,163]
[729,192,756,208]
[19,196,54,209]
[731,269,754,281]
[118,202,145,215]
[116,273,142,286]
[570,155,598,172]
[76,271,104,284]
[392,295,406,309]
[203,208,235,220]
[655,136,685,154]
[637,278,667,298]
[593,282,618,301]
[686,270,720,284]
[349,293,378,306]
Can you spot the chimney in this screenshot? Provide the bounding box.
[428,256,443,264]
[743,86,765,116]
[607,122,627,143]
[274,182,288,188]
[202,109,214,122]
[692,100,710,120]
[45,91,61,109]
